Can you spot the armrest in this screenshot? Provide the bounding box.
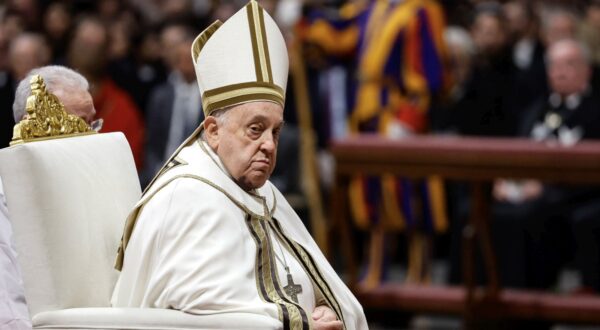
[33,308,282,330]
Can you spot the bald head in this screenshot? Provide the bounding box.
[547,39,591,96]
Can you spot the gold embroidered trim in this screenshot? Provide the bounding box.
[205,93,283,114]
[257,6,273,83]
[191,20,223,65]
[204,86,282,104]
[203,81,284,98]
[246,1,272,83]
[246,215,309,329]
[270,219,346,328]
[202,82,284,114]
[246,3,263,83]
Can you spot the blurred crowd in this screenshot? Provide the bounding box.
[3,0,600,296]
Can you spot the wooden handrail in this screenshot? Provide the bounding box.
[331,135,600,183]
[329,135,600,326]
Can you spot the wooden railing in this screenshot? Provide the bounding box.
[329,135,600,326]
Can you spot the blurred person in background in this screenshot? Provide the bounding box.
[103,3,166,112]
[503,0,547,112]
[7,0,40,31]
[493,39,600,291]
[301,0,449,287]
[448,2,518,136]
[141,25,201,187]
[128,0,210,29]
[580,0,600,66]
[9,33,50,83]
[67,16,144,169]
[539,6,579,48]
[1,9,25,42]
[43,1,72,63]
[0,33,50,148]
[433,26,475,132]
[578,1,600,92]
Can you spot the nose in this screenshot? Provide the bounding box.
[260,132,277,155]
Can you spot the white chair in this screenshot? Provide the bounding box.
[0,75,280,330]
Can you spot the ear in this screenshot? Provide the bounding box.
[203,116,220,149]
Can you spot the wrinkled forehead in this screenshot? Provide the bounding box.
[228,101,284,121]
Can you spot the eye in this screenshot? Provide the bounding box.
[248,123,263,138]
[273,127,281,141]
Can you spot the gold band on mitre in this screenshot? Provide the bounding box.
[191,0,288,117]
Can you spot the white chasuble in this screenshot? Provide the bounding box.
[113,138,367,330]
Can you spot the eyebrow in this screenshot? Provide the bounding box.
[248,114,284,126]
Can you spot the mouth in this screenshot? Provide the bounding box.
[252,159,271,171]
[254,158,270,164]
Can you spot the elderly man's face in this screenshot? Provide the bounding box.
[206,101,284,191]
[547,42,591,96]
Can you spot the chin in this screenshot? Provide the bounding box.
[239,176,268,191]
[251,179,268,189]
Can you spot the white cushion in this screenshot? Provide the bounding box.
[33,308,281,330]
[0,133,141,316]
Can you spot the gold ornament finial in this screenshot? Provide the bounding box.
[10,75,94,145]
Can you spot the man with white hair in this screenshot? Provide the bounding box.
[1,65,96,330]
[113,1,366,329]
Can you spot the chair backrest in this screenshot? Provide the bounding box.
[0,132,141,317]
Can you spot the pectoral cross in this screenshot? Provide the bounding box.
[283,269,303,303]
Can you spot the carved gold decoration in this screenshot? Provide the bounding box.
[10,75,94,145]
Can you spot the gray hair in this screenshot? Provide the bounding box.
[199,105,235,141]
[13,65,89,122]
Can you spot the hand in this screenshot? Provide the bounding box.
[312,305,342,330]
[493,179,543,203]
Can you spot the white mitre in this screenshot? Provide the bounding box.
[191,0,288,116]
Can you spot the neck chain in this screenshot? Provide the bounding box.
[273,231,290,271]
[270,227,303,303]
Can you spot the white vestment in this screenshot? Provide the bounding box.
[113,138,367,329]
[0,177,31,330]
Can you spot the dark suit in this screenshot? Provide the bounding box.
[141,82,203,188]
[494,89,600,290]
[0,73,15,149]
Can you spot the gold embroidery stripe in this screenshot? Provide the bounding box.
[202,81,285,113]
[249,216,306,329]
[259,220,310,329]
[289,239,345,326]
[205,93,284,114]
[203,86,282,105]
[191,20,223,64]
[246,3,263,82]
[204,81,284,98]
[252,3,269,82]
[245,215,287,327]
[270,220,346,326]
[258,7,273,83]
